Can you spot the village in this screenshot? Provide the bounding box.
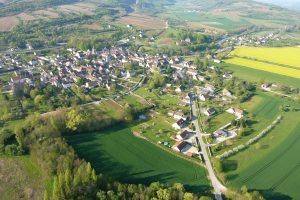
[0,44,254,160]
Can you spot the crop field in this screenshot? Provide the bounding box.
[221,92,300,199]
[225,57,300,79]
[222,63,300,88]
[225,112,300,199]
[117,13,166,30]
[231,47,300,68]
[67,125,211,194]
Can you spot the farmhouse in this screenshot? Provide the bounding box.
[172,141,191,153]
[204,108,216,117]
[213,129,228,138]
[226,107,245,118]
[261,83,272,91]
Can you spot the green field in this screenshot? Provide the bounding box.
[222,63,300,88]
[221,92,300,199]
[224,112,300,199]
[67,125,211,194]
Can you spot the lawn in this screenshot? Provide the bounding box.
[132,114,176,144]
[225,57,300,79]
[231,47,300,68]
[0,155,47,200]
[221,63,300,88]
[206,112,235,133]
[67,125,211,194]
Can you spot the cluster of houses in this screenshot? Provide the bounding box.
[3,45,224,94]
[223,32,280,46]
[166,111,199,157]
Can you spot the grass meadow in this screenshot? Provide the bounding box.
[0,156,48,200]
[67,125,211,194]
[220,92,300,199]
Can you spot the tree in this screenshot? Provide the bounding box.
[66,107,88,132]
[43,190,49,200]
[34,95,46,105]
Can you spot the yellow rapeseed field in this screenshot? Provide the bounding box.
[231,47,300,68]
[225,57,300,79]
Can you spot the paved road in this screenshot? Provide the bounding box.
[190,95,227,200]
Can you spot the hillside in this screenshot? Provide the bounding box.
[157,0,300,32]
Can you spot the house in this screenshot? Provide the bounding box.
[175,85,184,93]
[85,81,99,88]
[172,118,186,130]
[176,130,190,140]
[226,107,245,118]
[261,83,272,91]
[182,94,191,105]
[172,141,191,152]
[204,108,216,117]
[205,84,215,93]
[213,59,221,64]
[168,111,187,121]
[223,73,232,79]
[213,129,228,138]
[222,88,236,99]
[199,93,211,101]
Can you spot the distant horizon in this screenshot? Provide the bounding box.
[255,0,300,11]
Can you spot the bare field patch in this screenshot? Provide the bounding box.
[118,13,165,30]
[82,23,102,30]
[17,13,36,21]
[0,13,36,31]
[158,37,174,45]
[0,16,19,31]
[33,9,60,19]
[186,21,225,33]
[57,3,96,15]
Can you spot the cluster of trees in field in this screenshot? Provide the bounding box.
[167,30,215,52]
[0,82,85,121]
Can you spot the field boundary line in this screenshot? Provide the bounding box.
[231,56,300,71]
